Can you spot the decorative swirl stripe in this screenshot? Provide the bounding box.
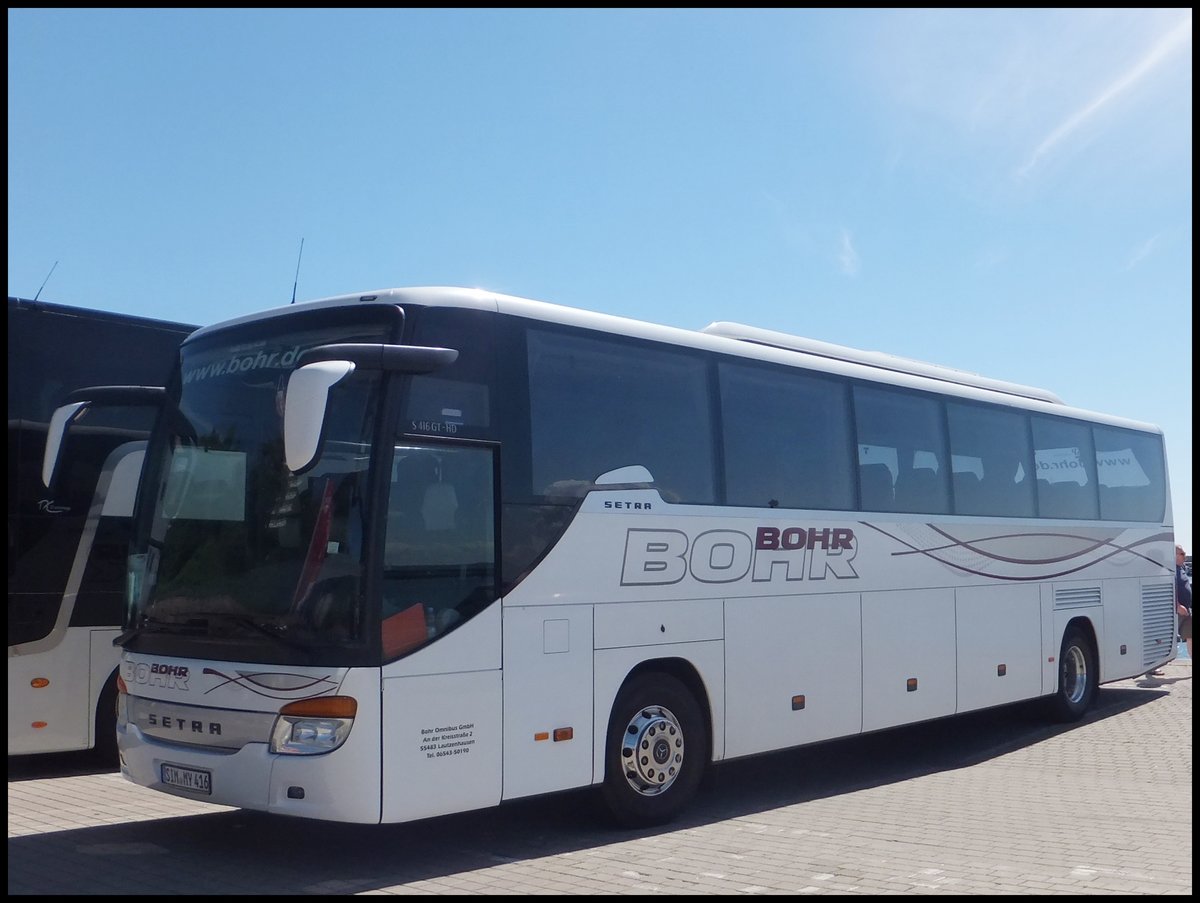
[859,522,1173,581]
[201,668,337,698]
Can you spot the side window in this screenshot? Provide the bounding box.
[854,386,950,514]
[946,402,1035,517]
[527,329,715,504]
[719,362,853,510]
[1031,416,1099,519]
[380,442,497,661]
[1094,426,1165,522]
[406,306,497,443]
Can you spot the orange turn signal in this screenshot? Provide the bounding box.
[279,696,358,718]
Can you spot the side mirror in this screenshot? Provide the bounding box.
[283,343,459,473]
[41,386,169,492]
[42,402,89,490]
[284,361,355,474]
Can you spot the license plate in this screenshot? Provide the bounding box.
[161,763,212,795]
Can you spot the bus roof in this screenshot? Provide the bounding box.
[190,286,1163,434]
[701,321,1064,405]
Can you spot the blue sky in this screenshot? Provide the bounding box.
[8,9,1193,550]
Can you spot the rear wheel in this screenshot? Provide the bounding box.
[1047,626,1097,722]
[600,672,707,828]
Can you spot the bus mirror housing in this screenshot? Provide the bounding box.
[42,402,89,490]
[285,343,460,473]
[284,360,356,473]
[41,385,170,492]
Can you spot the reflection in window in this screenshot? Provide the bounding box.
[527,329,715,503]
[381,443,496,660]
[854,386,950,514]
[1031,417,1099,519]
[720,362,853,510]
[1094,425,1165,522]
[946,402,1035,517]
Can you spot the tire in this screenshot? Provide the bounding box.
[600,672,708,828]
[1047,626,1097,723]
[92,671,120,767]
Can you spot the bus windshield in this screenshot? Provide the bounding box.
[125,309,395,665]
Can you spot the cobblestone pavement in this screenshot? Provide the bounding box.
[8,659,1191,895]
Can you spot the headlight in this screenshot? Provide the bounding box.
[269,696,357,755]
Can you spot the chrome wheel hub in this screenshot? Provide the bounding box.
[619,704,685,797]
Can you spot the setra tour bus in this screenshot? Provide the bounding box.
[9,296,195,762]
[42,286,1178,826]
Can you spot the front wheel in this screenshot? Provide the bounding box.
[1047,626,1097,722]
[600,672,708,828]
[92,671,120,766]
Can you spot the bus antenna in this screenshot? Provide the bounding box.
[291,238,305,304]
[33,260,59,302]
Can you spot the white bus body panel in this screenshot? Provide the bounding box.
[862,588,957,733]
[1100,579,1139,671]
[501,604,594,801]
[724,592,863,759]
[593,598,724,648]
[380,602,503,822]
[954,584,1044,712]
[380,669,503,822]
[8,626,118,755]
[1100,577,1164,675]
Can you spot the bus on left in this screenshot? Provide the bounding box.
[8,296,195,762]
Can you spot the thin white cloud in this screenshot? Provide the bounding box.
[1015,13,1192,180]
[1124,234,1161,271]
[839,229,859,277]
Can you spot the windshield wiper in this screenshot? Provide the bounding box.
[185,610,312,654]
[114,614,202,646]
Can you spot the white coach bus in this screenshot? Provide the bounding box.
[43,287,1177,826]
[9,296,195,762]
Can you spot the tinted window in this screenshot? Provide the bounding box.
[1094,425,1165,522]
[406,307,498,442]
[527,329,715,503]
[720,362,853,510]
[1031,416,1099,519]
[854,386,950,514]
[381,442,497,661]
[946,402,1036,517]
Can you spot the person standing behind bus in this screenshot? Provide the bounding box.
[1176,544,1192,660]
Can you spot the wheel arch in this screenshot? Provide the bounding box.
[599,655,715,777]
[1058,615,1100,684]
[623,656,714,760]
[595,655,715,827]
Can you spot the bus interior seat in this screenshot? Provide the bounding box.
[392,455,437,516]
[895,467,942,512]
[1100,485,1145,521]
[1038,479,1088,518]
[859,463,895,511]
[421,481,458,531]
[953,471,983,512]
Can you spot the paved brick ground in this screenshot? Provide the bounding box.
[8,659,1191,895]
